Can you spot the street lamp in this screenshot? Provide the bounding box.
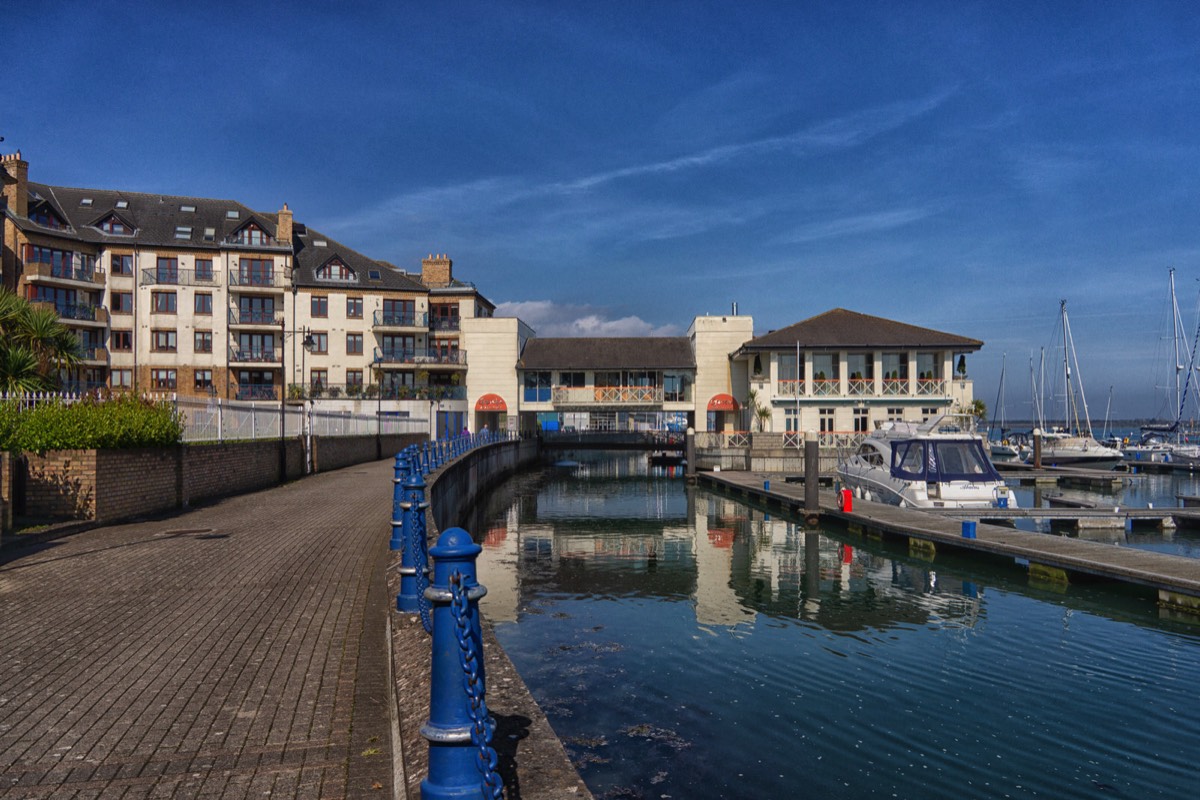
[374,354,384,458]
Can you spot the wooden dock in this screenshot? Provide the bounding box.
[697,471,1200,613]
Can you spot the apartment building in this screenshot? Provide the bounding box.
[0,153,493,431]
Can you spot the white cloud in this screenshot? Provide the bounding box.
[496,300,683,337]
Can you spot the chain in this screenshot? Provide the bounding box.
[449,572,504,799]
[412,508,433,633]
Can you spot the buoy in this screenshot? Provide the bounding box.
[838,488,853,513]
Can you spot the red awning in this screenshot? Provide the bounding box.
[707,393,739,411]
[475,393,508,412]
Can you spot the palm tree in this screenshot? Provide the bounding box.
[0,289,82,392]
[746,388,772,432]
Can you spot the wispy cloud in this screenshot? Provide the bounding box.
[775,207,935,245]
[496,300,683,337]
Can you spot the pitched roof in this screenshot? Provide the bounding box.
[19,183,284,250]
[518,337,696,370]
[741,308,983,351]
[292,227,426,293]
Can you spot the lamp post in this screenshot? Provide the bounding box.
[374,355,384,459]
[279,314,287,483]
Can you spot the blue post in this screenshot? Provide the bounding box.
[962,520,977,539]
[396,462,428,613]
[421,528,500,800]
[390,452,407,552]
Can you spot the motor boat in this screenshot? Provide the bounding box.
[837,415,1016,509]
[1029,428,1124,470]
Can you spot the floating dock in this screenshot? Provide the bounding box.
[697,471,1200,615]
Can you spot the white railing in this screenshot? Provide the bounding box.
[551,386,664,405]
[172,395,428,442]
[694,431,751,448]
[776,379,805,397]
[917,378,947,396]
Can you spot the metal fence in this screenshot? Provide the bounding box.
[0,391,430,443]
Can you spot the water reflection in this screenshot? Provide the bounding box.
[469,453,1200,799]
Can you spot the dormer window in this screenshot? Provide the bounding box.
[315,258,356,282]
[98,215,133,235]
[29,206,66,229]
[203,227,216,241]
[232,222,268,245]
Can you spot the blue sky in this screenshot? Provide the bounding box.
[8,1,1200,419]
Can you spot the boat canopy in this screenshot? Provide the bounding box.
[890,438,1002,483]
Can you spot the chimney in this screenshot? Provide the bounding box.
[1,151,29,218]
[276,203,293,246]
[421,253,452,287]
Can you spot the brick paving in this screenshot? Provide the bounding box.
[0,460,398,799]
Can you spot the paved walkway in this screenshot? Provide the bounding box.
[0,459,397,799]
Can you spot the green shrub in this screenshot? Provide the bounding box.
[0,394,184,455]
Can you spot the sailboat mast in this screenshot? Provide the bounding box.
[1171,268,1183,418]
[1062,300,1095,437]
[1061,300,1074,432]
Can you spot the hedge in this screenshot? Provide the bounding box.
[0,395,184,455]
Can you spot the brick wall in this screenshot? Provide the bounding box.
[95,448,180,522]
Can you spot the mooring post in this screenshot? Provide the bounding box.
[1033,427,1043,469]
[804,429,820,525]
[685,427,696,482]
[390,452,407,553]
[396,459,428,613]
[421,528,499,800]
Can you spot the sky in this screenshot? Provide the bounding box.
[7,1,1200,419]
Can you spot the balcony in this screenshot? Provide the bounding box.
[224,233,290,251]
[550,385,664,407]
[25,260,103,287]
[429,317,461,332]
[140,268,220,287]
[917,378,947,396]
[372,347,467,367]
[228,308,282,326]
[847,378,873,397]
[776,379,805,398]
[882,378,908,396]
[228,270,286,291]
[229,347,281,365]
[236,384,278,400]
[373,309,428,329]
[811,378,840,397]
[36,302,108,326]
[80,347,109,364]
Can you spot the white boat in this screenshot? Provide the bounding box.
[838,414,1016,509]
[987,354,1023,459]
[1027,301,1123,470]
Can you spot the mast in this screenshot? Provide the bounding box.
[1061,300,1095,437]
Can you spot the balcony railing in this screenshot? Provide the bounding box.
[373,310,428,328]
[50,302,105,322]
[228,308,281,325]
[551,386,664,406]
[776,379,805,397]
[140,268,219,287]
[236,384,278,400]
[228,270,285,288]
[372,347,468,366]
[229,347,279,363]
[917,378,946,396]
[224,233,289,250]
[80,347,109,362]
[26,261,101,284]
[847,378,873,397]
[288,383,466,401]
[429,317,461,332]
[812,379,840,396]
[882,378,908,396]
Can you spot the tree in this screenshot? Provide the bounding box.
[0,289,82,392]
[746,388,771,432]
[966,399,987,422]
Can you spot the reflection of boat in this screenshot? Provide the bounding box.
[648,452,685,467]
[837,414,1016,509]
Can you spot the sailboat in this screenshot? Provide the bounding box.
[1029,300,1124,469]
[987,354,1022,458]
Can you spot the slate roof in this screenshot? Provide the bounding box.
[18,183,285,250]
[739,308,983,351]
[518,337,696,370]
[292,227,426,293]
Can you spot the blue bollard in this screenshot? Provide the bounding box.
[764,479,770,491]
[421,528,500,800]
[962,520,977,539]
[396,462,428,613]
[390,453,408,552]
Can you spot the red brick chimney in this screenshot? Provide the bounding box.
[1,151,29,218]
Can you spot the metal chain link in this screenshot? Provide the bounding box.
[413,508,433,633]
[449,572,504,799]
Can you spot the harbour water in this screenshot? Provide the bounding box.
[470,452,1200,799]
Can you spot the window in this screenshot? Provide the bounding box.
[226,209,240,219]
[80,198,93,206]
[346,369,363,388]
[151,292,176,313]
[819,407,835,434]
[922,407,939,422]
[346,332,363,355]
[233,223,267,245]
[152,330,178,352]
[523,371,552,402]
[311,296,328,317]
[99,216,131,234]
[785,407,800,433]
[238,295,275,324]
[194,369,213,391]
[347,297,363,318]
[203,227,216,242]
[382,298,414,326]
[111,254,133,275]
[310,369,327,389]
[887,407,904,421]
[29,206,65,229]
[180,204,196,213]
[560,371,585,387]
[311,332,328,354]
[111,291,134,313]
[110,330,133,351]
[854,408,869,433]
[111,369,132,388]
[194,331,213,353]
[316,259,356,281]
[156,257,178,283]
[174,226,192,240]
[151,369,177,390]
[194,258,213,281]
[237,258,273,286]
[195,293,213,314]
[115,200,128,209]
